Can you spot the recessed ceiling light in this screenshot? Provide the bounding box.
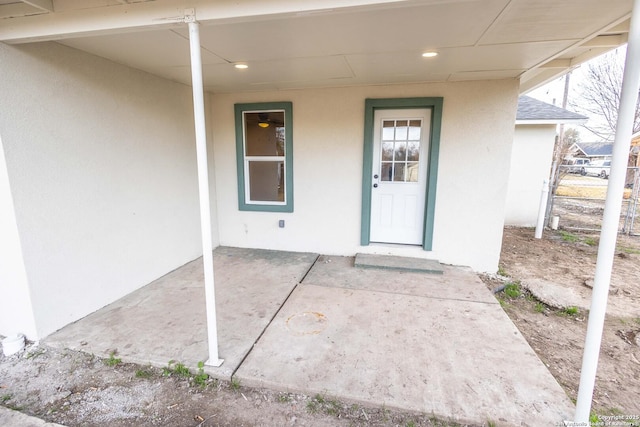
[422,52,438,58]
[234,63,249,69]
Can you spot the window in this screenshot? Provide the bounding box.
[380,119,422,182]
[235,102,293,212]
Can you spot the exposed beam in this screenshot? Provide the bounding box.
[519,13,631,93]
[536,38,630,73]
[539,58,571,68]
[582,33,628,47]
[519,67,576,93]
[23,0,53,13]
[570,46,623,68]
[604,19,630,34]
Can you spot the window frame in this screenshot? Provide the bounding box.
[235,102,294,212]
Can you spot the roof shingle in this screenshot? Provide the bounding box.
[517,95,587,122]
[572,141,613,157]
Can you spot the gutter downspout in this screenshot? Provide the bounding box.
[187,15,223,367]
[574,0,640,421]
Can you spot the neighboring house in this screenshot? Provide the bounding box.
[568,137,639,183]
[0,1,632,340]
[505,96,587,227]
[569,141,614,162]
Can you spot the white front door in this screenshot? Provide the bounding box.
[370,109,430,245]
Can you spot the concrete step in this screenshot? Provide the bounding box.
[354,253,444,274]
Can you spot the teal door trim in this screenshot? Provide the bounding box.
[360,97,443,250]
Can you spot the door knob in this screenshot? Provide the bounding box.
[373,174,379,179]
[373,183,378,188]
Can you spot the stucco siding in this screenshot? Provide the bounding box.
[505,125,556,227]
[0,138,37,339]
[212,80,519,272]
[0,42,206,339]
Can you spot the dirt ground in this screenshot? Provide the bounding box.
[1,226,640,426]
[0,343,468,427]
[489,226,640,420]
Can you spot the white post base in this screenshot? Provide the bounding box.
[205,358,224,367]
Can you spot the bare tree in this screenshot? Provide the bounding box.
[571,47,640,140]
[553,127,581,186]
[546,126,581,225]
[562,127,581,147]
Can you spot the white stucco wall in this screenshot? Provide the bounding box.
[0,139,37,339]
[0,41,208,339]
[211,80,519,272]
[505,124,557,227]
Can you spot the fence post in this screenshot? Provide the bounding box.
[545,161,558,227]
[535,179,550,239]
[629,168,640,234]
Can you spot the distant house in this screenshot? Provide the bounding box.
[505,96,587,227]
[569,141,614,161]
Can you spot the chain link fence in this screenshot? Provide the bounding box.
[547,166,640,236]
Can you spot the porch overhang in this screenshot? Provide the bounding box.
[0,0,633,94]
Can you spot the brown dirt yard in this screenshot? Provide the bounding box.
[1,226,639,426]
[486,227,640,423]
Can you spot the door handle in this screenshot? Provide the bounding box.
[373,183,378,188]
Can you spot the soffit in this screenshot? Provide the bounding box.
[0,0,633,93]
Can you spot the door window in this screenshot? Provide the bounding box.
[380,120,422,182]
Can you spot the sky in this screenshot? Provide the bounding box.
[528,71,581,107]
[527,45,628,143]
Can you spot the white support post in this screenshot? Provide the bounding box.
[535,179,549,239]
[574,0,640,421]
[188,18,223,367]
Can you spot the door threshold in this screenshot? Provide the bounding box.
[360,243,437,260]
[369,242,422,249]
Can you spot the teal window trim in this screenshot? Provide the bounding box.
[360,97,443,250]
[235,102,294,212]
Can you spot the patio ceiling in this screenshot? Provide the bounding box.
[0,0,633,93]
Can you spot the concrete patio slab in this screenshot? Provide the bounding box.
[45,247,318,379]
[354,253,444,274]
[523,278,640,318]
[44,249,574,426]
[0,407,66,427]
[235,257,575,426]
[523,278,589,310]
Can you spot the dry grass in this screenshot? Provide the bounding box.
[556,185,632,199]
